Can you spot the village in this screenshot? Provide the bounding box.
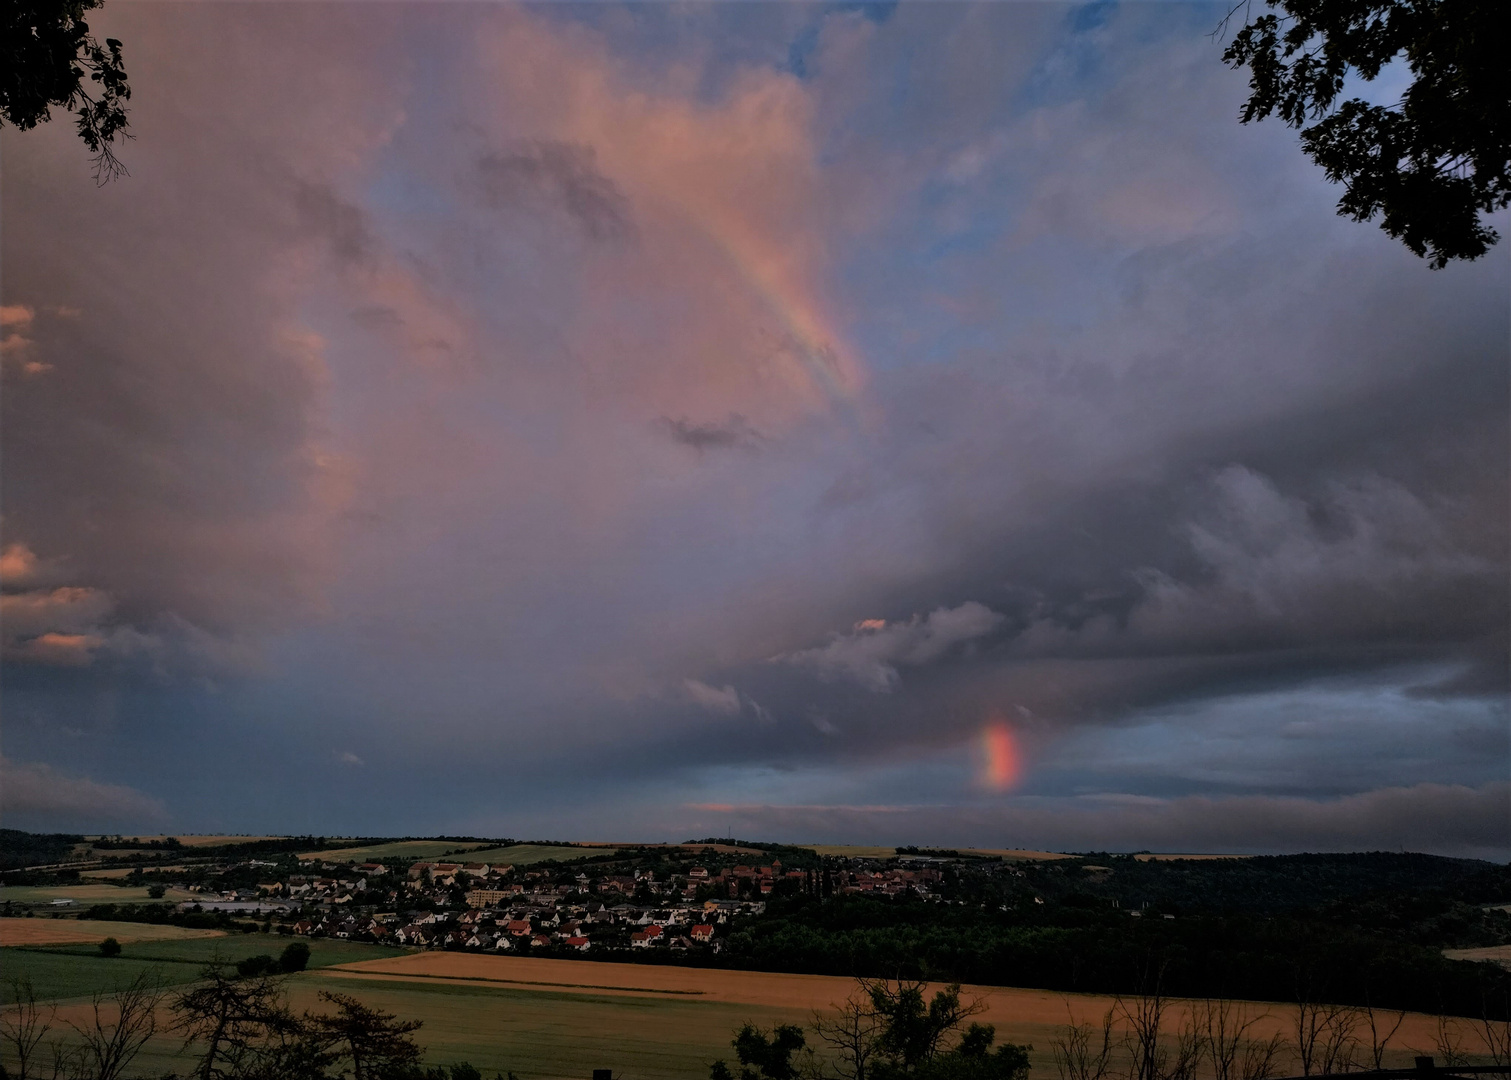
[169,851,945,956]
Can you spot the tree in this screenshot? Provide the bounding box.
[172,963,300,1080]
[1221,0,1509,267]
[66,970,166,1080]
[280,941,312,973]
[98,936,122,957]
[862,978,985,1072]
[0,976,55,1080]
[1,0,132,181]
[813,991,885,1080]
[309,990,425,1080]
[711,1023,809,1080]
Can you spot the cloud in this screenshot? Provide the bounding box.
[0,542,40,585]
[476,141,633,242]
[336,750,365,766]
[0,304,34,328]
[683,678,743,715]
[0,757,168,829]
[780,601,1005,692]
[661,414,765,453]
[684,782,1511,861]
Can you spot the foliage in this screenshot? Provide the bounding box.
[0,829,83,871]
[280,940,312,973]
[310,990,425,1080]
[98,937,122,958]
[1,0,132,181]
[172,963,304,1080]
[718,1023,810,1080]
[1221,0,1509,267]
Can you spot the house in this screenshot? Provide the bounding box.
[531,934,552,948]
[493,935,513,950]
[563,936,590,951]
[506,920,533,937]
[292,920,314,936]
[629,931,656,948]
[396,925,430,947]
[689,867,709,880]
[691,924,714,942]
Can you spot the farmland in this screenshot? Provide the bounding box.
[0,933,408,1005]
[308,841,615,865]
[298,840,490,862]
[0,917,226,946]
[0,883,196,905]
[5,944,1503,1080]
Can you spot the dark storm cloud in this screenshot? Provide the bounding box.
[476,141,634,241]
[678,782,1511,861]
[0,756,168,831]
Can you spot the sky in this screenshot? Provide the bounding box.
[2,1,1507,858]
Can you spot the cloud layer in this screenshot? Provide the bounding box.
[1,2,1504,851]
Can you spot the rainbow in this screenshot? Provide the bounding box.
[690,211,866,408]
[980,720,1023,792]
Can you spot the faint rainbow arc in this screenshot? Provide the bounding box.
[686,210,866,407]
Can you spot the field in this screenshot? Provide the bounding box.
[464,844,615,865]
[0,933,409,1005]
[0,918,226,947]
[88,835,287,847]
[82,864,190,879]
[800,845,1074,861]
[0,883,196,904]
[1445,944,1511,968]
[309,842,615,865]
[6,945,1500,1080]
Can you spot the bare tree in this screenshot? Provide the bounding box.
[0,976,55,1080]
[812,991,884,1080]
[1201,999,1264,1080]
[1239,1034,1289,1080]
[1166,1011,1207,1080]
[1119,992,1169,1080]
[1316,1005,1359,1075]
[1362,1003,1406,1071]
[66,970,167,1080]
[1050,1002,1117,1080]
[1475,1009,1511,1075]
[1433,1015,1470,1068]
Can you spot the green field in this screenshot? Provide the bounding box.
[0,883,196,905]
[0,934,409,1005]
[305,840,491,862]
[463,844,614,865]
[309,842,612,865]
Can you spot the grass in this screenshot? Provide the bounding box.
[0,933,409,1005]
[0,883,195,904]
[7,949,1502,1080]
[303,840,490,862]
[0,918,226,946]
[463,845,613,865]
[308,842,613,865]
